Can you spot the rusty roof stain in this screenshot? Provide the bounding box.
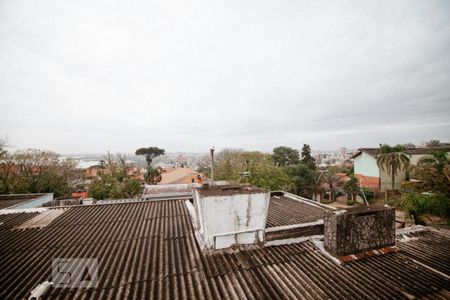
[0,200,449,299]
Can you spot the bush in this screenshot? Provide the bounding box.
[385,193,450,224]
[359,187,375,204]
[399,193,449,224]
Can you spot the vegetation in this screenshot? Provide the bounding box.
[386,193,449,225]
[144,165,163,185]
[89,153,143,199]
[322,169,343,201]
[214,149,291,190]
[343,176,359,202]
[0,148,82,197]
[376,144,410,191]
[412,151,450,196]
[285,163,318,198]
[90,175,142,200]
[135,147,165,184]
[425,139,441,147]
[301,144,316,170]
[360,187,375,204]
[135,147,165,167]
[272,146,300,167]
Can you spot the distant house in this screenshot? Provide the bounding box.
[159,167,204,184]
[71,189,88,199]
[85,165,110,178]
[353,146,450,191]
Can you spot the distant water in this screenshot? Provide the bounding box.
[61,156,100,169]
[77,160,101,169]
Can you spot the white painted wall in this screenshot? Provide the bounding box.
[354,152,379,177]
[193,189,270,250]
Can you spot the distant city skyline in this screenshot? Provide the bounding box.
[1,1,449,153]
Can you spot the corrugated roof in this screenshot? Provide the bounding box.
[0,200,449,299]
[266,195,333,228]
[0,212,40,230]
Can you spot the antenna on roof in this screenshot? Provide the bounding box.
[210,147,215,187]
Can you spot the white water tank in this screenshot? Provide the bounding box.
[192,185,270,250]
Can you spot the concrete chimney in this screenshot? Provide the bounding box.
[191,185,270,250]
[324,206,395,257]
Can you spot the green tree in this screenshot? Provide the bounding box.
[343,176,359,202]
[120,178,143,198]
[90,174,120,200]
[89,153,144,199]
[400,193,449,224]
[13,149,60,193]
[245,162,290,191]
[135,147,165,184]
[135,147,165,168]
[0,152,15,194]
[0,149,82,197]
[376,144,410,191]
[413,151,449,196]
[301,144,316,170]
[272,146,300,167]
[425,139,441,147]
[322,169,343,201]
[214,149,290,190]
[144,166,163,185]
[286,163,317,198]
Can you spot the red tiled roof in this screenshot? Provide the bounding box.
[354,174,380,190]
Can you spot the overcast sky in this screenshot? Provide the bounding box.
[1,0,449,154]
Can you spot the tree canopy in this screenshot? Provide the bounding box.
[286,163,318,198]
[0,149,82,197]
[89,153,143,199]
[135,147,165,166]
[301,144,316,170]
[412,151,450,196]
[272,146,300,167]
[377,144,410,191]
[214,149,290,191]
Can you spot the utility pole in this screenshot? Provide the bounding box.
[210,147,215,187]
[358,178,369,206]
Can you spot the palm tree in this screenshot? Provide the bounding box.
[417,150,448,172]
[376,145,410,191]
[322,170,343,202]
[144,166,163,185]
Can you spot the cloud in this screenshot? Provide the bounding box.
[1,0,449,153]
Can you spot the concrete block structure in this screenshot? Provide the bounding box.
[324,206,395,256]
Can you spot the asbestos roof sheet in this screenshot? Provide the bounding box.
[0,200,449,299]
[266,195,332,228]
